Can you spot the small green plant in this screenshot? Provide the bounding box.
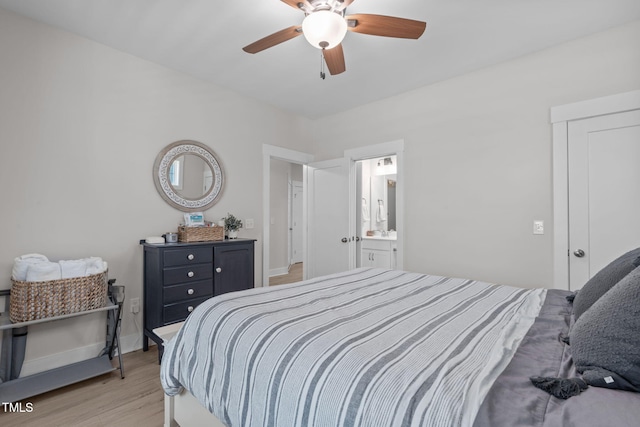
[223,213,243,231]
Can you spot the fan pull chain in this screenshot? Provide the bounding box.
[320,51,326,80]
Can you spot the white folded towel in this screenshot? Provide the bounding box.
[12,254,49,281]
[13,254,107,282]
[59,259,88,279]
[376,200,387,223]
[362,198,370,222]
[25,262,62,282]
[85,257,107,276]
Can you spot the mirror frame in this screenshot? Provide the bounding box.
[153,140,224,212]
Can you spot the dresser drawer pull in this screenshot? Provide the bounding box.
[187,306,194,313]
[187,271,195,278]
[187,254,195,261]
[187,288,194,295]
[216,267,222,273]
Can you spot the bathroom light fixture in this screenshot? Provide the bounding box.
[302,10,348,50]
[376,157,396,175]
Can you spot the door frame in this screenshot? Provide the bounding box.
[262,144,314,287]
[551,90,640,290]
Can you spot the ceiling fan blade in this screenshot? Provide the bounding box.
[280,0,312,11]
[242,26,302,54]
[346,14,426,39]
[323,44,346,75]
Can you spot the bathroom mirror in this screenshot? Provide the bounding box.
[153,140,224,212]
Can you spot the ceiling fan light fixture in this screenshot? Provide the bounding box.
[302,10,347,50]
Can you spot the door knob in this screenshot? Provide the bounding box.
[573,249,585,258]
[341,237,348,243]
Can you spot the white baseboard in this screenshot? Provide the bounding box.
[269,266,290,277]
[18,332,153,378]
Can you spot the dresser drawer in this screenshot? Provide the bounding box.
[164,280,213,304]
[164,297,210,324]
[163,247,212,267]
[163,263,213,286]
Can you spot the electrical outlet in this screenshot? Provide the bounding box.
[130,297,140,314]
[245,218,254,229]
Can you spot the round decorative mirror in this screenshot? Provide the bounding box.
[153,140,224,212]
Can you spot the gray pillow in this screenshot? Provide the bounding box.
[572,247,640,320]
[570,265,640,392]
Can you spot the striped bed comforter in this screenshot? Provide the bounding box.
[160,268,546,427]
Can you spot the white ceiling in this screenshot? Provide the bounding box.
[1,0,639,118]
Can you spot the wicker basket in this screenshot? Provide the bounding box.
[178,225,224,242]
[9,271,108,323]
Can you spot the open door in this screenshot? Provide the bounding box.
[305,158,353,278]
[291,181,304,265]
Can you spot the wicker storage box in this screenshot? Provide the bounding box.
[9,271,108,323]
[178,225,224,242]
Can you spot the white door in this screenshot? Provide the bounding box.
[306,158,353,278]
[291,181,303,264]
[568,109,640,290]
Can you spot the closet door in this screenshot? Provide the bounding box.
[568,109,640,290]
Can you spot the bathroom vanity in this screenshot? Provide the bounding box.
[361,236,397,269]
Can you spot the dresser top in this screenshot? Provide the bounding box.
[140,238,256,248]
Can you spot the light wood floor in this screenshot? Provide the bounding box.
[0,349,164,427]
[269,262,303,286]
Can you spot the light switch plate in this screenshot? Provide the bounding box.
[533,220,544,235]
[245,218,254,229]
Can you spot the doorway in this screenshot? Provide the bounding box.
[262,145,314,287]
[263,141,404,285]
[305,140,404,279]
[356,155,398,269]
[268,158,305,286]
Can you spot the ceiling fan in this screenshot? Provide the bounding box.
[242,0,426,77]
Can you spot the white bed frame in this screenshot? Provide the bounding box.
[154,323,226,427]
[164,388,225,427]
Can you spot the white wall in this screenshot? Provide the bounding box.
[308,20,640,289]
[0,8,312,373]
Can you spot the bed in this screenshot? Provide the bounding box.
[160,266,640,427]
